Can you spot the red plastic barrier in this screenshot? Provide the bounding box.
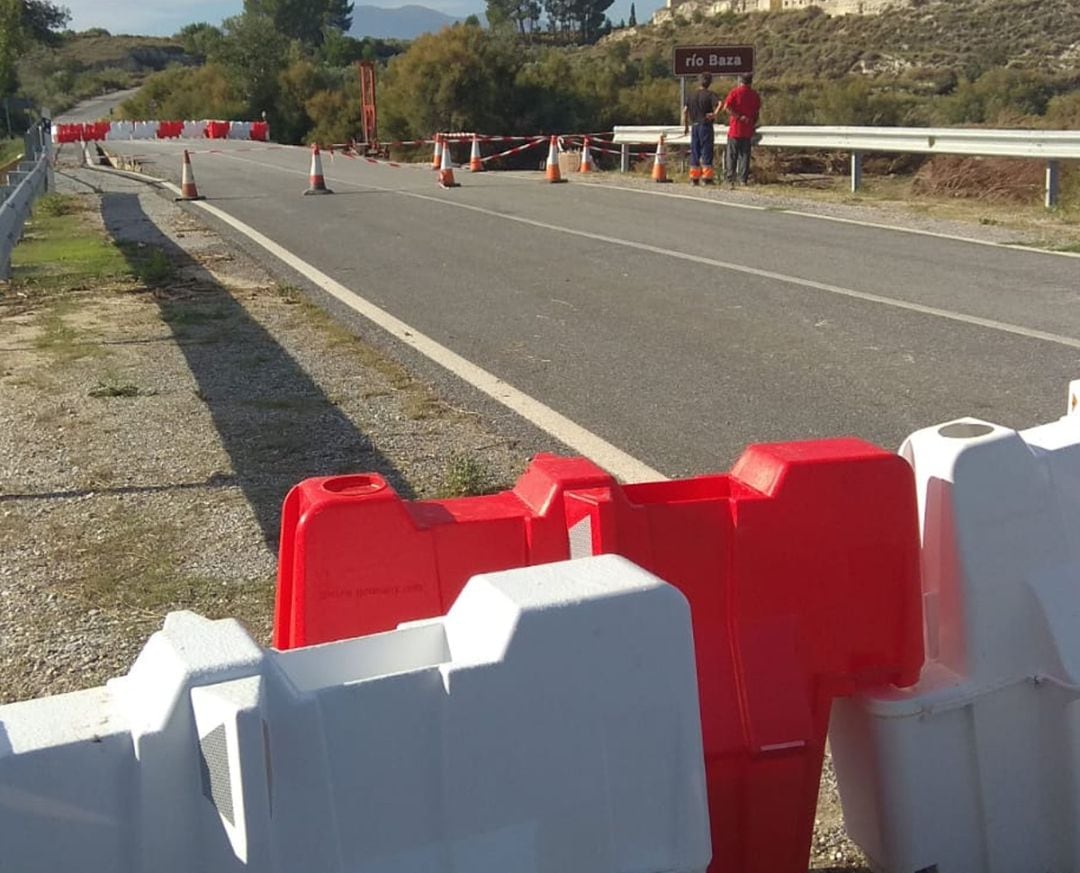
[157,121,183,140]
[205,121,230,140]
[274,440,923,873]
[250,121,269,142]
[274,456,611,649]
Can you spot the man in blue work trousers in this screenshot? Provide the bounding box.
[681,72,721,186]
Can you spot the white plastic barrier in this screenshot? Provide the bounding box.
[228,121,252,140]
[830,402,1080,873]
[107,120,132,140]
[183,120,207,139]
[0,555,711,873]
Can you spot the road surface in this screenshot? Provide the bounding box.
[54,89,141,124]
[98,138,1080,478]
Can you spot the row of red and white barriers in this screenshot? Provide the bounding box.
[52,119,270,144]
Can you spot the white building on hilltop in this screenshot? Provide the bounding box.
[653,0,902,23]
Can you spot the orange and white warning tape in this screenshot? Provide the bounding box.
[478,137,548,163]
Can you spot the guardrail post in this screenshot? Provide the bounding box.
[850,151,863,193]
[621,143,630,173]
[0,208,13,280]
[1045,160,1060,209]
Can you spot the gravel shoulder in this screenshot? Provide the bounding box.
[1,163,531,703]
[1,156,867,870]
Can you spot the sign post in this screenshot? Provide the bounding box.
[672,45,755,78]
[673,45,755,123]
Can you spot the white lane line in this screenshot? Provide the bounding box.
[576,180,1080,260]
[93,162,666,484]
[116,142,1080,260]
[174,148,1080,351]
[387,199,1080,353]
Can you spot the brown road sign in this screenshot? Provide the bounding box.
[672,45,754,77]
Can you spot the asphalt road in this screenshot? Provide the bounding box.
[99,138,1080,477]
[53,89,141,124]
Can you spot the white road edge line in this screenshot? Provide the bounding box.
[90,161,666,484]
[575,180,1080,260]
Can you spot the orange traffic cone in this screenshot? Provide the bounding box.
[305,144,333,195]
[469,135,484,172]
[438,137,459,188]
[545,136,566,184]
[652,134,672,183]
[431,134,443,170]
[176,149,204,201]
[579,136,595,174]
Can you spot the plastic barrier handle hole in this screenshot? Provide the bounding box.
[322,475,386,495]
[937,423,994,439]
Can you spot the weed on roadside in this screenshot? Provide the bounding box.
[439,453,499,498]
[119,243,176,286]
[88,381,153,398]
[36,194,86,217]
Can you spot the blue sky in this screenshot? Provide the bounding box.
[63,0,661,37]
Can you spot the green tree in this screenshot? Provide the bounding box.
[484,0,513,29]
[118,64,246,121]
[320,29,366,66]
[379,26,525,140]
[325,0,354,32]
[177,23,225,61]
[218,13,291,117]
[628,2,636,26]
[244,0,354,45]
[0,0,24,100]
[21,0,69,45]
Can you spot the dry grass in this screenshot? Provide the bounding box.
[277,284,452,421]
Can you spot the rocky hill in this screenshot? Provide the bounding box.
[606,0,1080,82]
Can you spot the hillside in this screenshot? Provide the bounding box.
[608,0,1080,83]
[19,33,196,116]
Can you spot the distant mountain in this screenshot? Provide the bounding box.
[350,5,465,39]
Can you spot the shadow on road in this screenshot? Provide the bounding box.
[99,191,414,547]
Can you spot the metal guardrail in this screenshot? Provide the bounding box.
[611,125,1078,207]
[1,122,53,280]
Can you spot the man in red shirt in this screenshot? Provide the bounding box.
[721,73,762,187]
